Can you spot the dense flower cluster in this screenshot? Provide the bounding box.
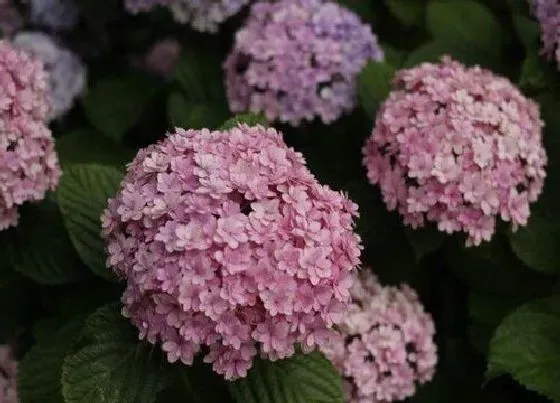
[224,0,384,126]
[13,32,87,121]
[530,0,560,67]
[27,0,79,31]
[101,124,362,380]
[0,0,22,37]
[0,346,17,403]
[144,38,181,79]
[321,270,437,403]
[362,57,547,246]
[124,0,248,32]
[0,40,60,230]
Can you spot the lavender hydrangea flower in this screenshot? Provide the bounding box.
[101,124,363,380]
[124,0,248,33]
[224,0,384,126]
[26,0,79,31]
[0,346,17,403]
[13,32,87,121]
[0,0,23,37]
[321,270,437,402]
[530,0,560,67]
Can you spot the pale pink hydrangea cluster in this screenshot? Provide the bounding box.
[530,0,560,67]
[321,270,437,403]
[362,57,547,246]
[101,124,362,380]
[0,345,18,403]
[0,40,60,230]
[224,0,384,126]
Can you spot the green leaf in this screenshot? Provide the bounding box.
[512,14,540,52]
[18,317,86,403]
[357,61,395,118]
[6,201,91,284]
[487,295,560,401]
[57,164,124,280]
[426,0,502,49]
[220,113,268,130]
[55,129,135,169]
[518,53,558,93]
[229,351,343,403]
[62,304,169,403]
[386,0,425,26]
[405,225,445,260]
[167,91,226,129]
[0,272,32,343]
[83,74,160,141]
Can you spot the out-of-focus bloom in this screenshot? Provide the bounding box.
[0,346,18,403]
[362,56,547,246]
[0,40,60,230]
[224,0,383,126]
[123,0,248,33]
[321,270,437,403]
[27,0,79,31]
[101,124,362,380]
[0,0,23,37]
[13,32,87,121]
[530,0,560,67]
[144,38,181,79]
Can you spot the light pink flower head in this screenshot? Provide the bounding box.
[0,40,61,230]
[321,270,437,403]
[362,56,547,246]
[0,345,18,403]
[530,0,560,67]
[101,124,362,380]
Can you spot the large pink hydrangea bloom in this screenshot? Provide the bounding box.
[0,40,61,230]
[101,124,362,380]
[321,270,437,403]
[0,345,18,403]
[362,57,546,246]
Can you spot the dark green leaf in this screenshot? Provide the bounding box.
[220,113,268,130]
[487,295,560,401]
[167,91,226,129]
[6,201,91,284]
[229,351,343,403]
[405,225,445,260]
[518,53,558,93]
[62,304,169,403]
[426,0,502,49]
[357,61,395,118]
[18,317,85,403]
[386,0,425,26]
[83,74,160,141]
[57,164,123,279]
[512,14,540,52]
[174,48,226,103]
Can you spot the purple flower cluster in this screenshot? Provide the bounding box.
[530,0,560,67]
[27,0,79,31]
[124,0,248,32]
[0,40,60,230]
[144,38,181,79]
[224,0,384,126]
[101,124,362,380]
[321,270,437,403]
[0,346,17,403]
[362,57,547,246]
[13,32,87,121]
[0,0,23,37]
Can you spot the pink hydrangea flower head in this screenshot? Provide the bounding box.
[144,38,181,79]
[362,56,547,246]
[321,270,437,403]
[101,124,362,380]
[224,0,384,126]
[124,0,248,32]
[530,0,560,67]
[0,345,18,403]
[0,40,60,230]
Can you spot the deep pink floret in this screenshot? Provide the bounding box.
[0,345,18,403]
[0,40,61,230]
[101,124,362,380]
[362,56,547,246]
[321,270,437,403]
[530,0,560,67]
[224,0,384,126]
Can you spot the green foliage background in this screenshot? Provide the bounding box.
[2,0,560,402]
